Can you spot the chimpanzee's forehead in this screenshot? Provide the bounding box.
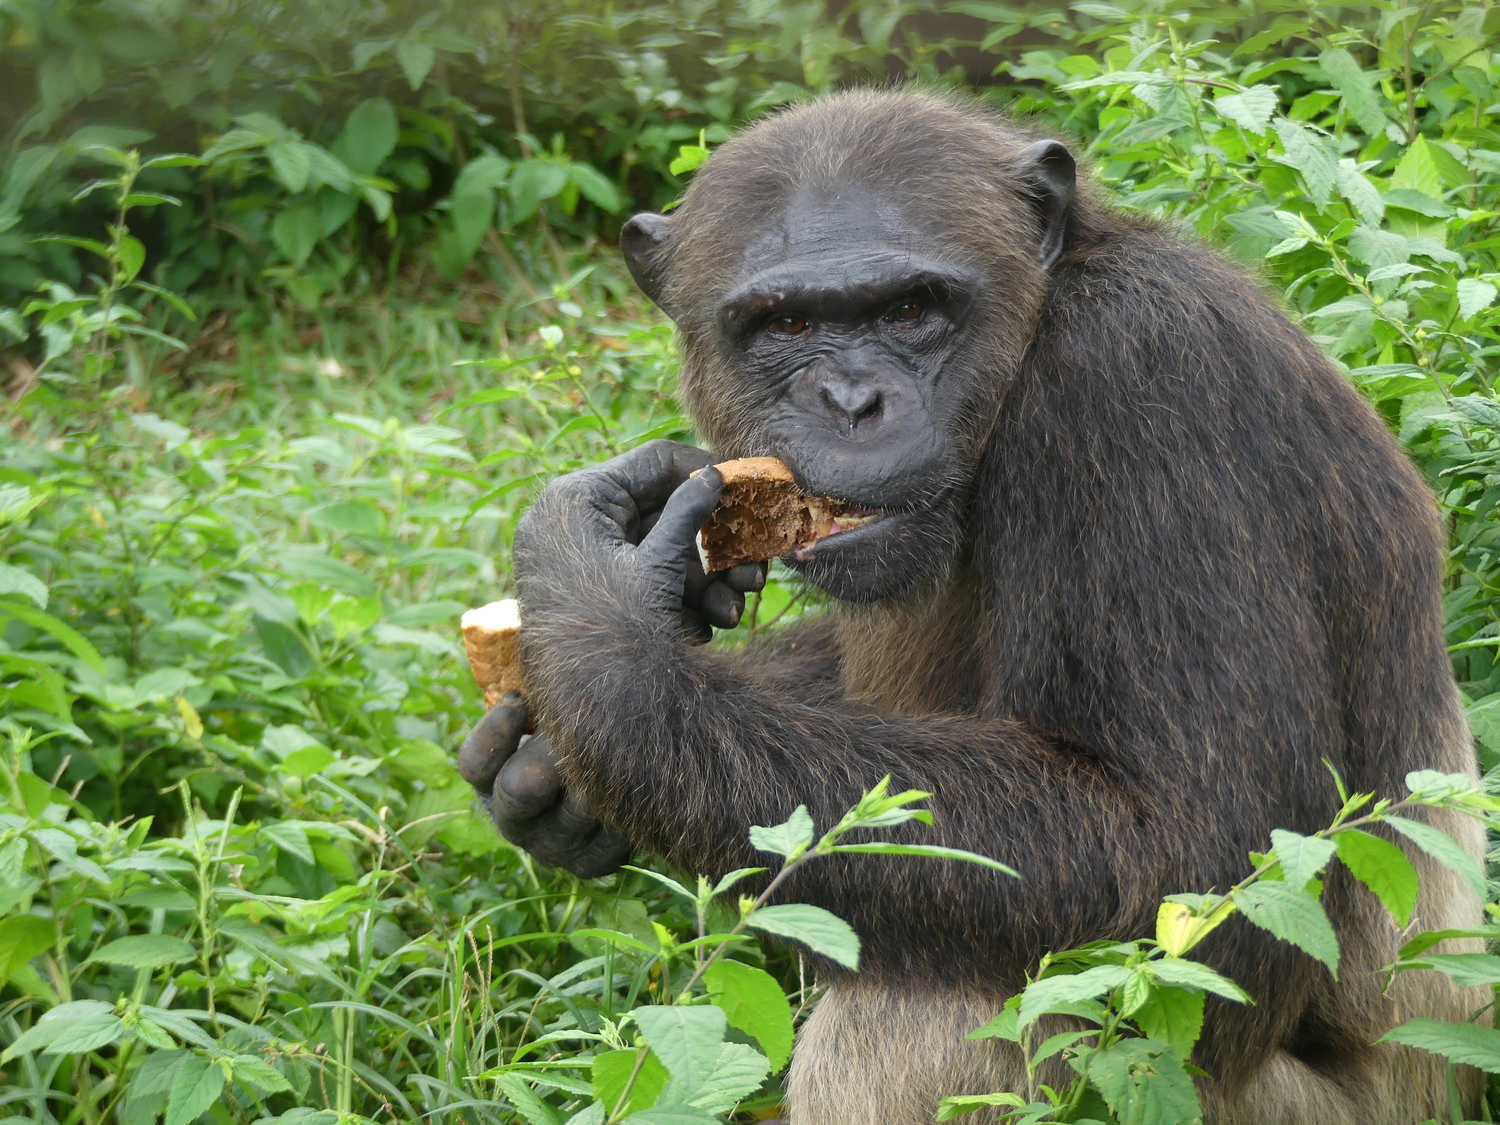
[735,182,939,276]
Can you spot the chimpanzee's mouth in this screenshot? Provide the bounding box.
[790,504,890,560]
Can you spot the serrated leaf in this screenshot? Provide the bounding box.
[89,934,195,969]
[966,1006,1020,1041]
[1,1000,112,1062]
[1458,278,1498,319]
[396,37,437,89]
[1214,85,1278,134]
[1273,119,1337,204]
[267,141,311,193]
[498,1073,564,1125]
[593,1049,669,1118]
[1018,965,1130,1029]
[1380,1017,1500,1072]
[705,959,793,1071]
[0,562,46,608]
[630,1006,725,1095]
[1148,958,1251,1004]
[687,1041,770,1114]
[1318,48,1387,136]
[231,1054,293,1095]
[1270,829,1337,890]
[43,1014,124,1055]
[165,1054,224,1125]
[1234,882,1340,976]
[622,1109,721,1124]
[1133,984,1206,1058]
[1404,953,1500,986]
[1087,1037,1202,1124]
[0,915,54,984]
[1384,814,1486,899]
[748,903,860,969]
[1391,136,1445,198]
[936,1093,1027,1122]
[1334,829,1418,926]
[747,806,815,858]
[1335,161,1384,225]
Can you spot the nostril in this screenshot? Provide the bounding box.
[821,381,883,430]
[854,392,882,424]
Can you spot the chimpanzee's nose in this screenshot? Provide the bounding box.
[819,377,884,435]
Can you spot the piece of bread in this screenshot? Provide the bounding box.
[697,457,839,572]
[461,599,524,709]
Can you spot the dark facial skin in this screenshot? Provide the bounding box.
[715,188,983,602]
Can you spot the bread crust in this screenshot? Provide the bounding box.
[461,599,523,708]
[698,456,835,571]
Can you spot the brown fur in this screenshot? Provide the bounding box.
[510,89,1488,1123]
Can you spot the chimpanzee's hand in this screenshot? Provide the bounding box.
[455,692,632,879]
[514,440,767,642]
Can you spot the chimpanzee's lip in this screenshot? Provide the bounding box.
[789,505,892,561]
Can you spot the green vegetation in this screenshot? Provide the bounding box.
[5,2,1500,1123]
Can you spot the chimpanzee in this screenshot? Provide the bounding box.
[456,89,1484,1124]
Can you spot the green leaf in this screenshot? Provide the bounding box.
[1334,829,1418,926]
[267,141,312,193]
[1148,958,1251,1004]
[670,146,711,175]
[622,1109,721,1125]
[593,1048,669,1118]
[1458,279,1498,320]
[89,934,195,969]
[498,1073,565,1125]
[1391,136,1445,198]
[629,1006,726,1094]
[936,1093,1026,1122]
[1087,1037,1202,1125]
[687,1041,770,1114]
[1380,1017,1500,1072]
[748,903,860,970]
[1335,162,1384,225]
[827,842,1019,876]
[1214,85,1278,134]
[118,235,146,283]
[705,959,794,1071]
[230,1054,293,1095]
[1384,814,1487,899]
[748,805,815,858]
[1234,882,1340,976]
[1269,829,1336,890]
[2,1001,113,1062]
[0,916,54,985]
[309,499,385,537]
[0,562,47,608]
[271,205,322,266]
[1318,48,1387,136]
[568,163,625,213]
[396,36,437,89]
[1272,119,1337,204]
[1399,926,1500,960]
[1018,965,1131,1029]
[1404,953,1500,986]
[334,98,399,176]
[166,1054,225,1125]
[509,161,570,225]
[44,1013,124,1055]
[966,1006,1019,1041]
[0,600,105,670]
[1133,985,1206,1059]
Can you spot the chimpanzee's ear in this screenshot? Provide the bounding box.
[620,212,677,319]
[1011,139,1076,270]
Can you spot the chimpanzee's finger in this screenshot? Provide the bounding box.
[722,562,767,593]
[567,826,634,879]
[682,537,713,606]
[639,467,723,572]
[457,691,529,792]
[679,607,713,644]
[701,581,745,630]
[494,735,563,820]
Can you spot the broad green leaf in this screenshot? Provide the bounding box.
[568,163,625,213]
[1335,162,1384,225]
[129,1049,190,1097]
[309,499,385,537]
[748,904,860,969]
[1087,1037,1201,1125]
[334,98,398,176]
[118,235,145,282]
[1272,119,1336,204]
[1391,136,1445,198]
[622,1109,721,1125]
[1148,958,1251,1004]
[966,1006,1020,1041]
[89,934,195,969]
[1018,965,1130,1029]
[267,141,312,193]
[1399,926,1500,960]
[1402,953,1500,986]
[454,155,512,197]
[630,1006,725,1094]
[1457,279,1498,319]
[509,161,570,224]
[1133,985,1206,1059]
[0,915,54,985]
[1384,814,1486,898]
[0,560,48,607]
[1214,85,1278,134]
[1318,49,1387,136]
[748,805,815,858]
[230,1054,293,1095]
[705,959,794,1070]
[1,1000,113,1062]
[687,1041,770,1114]
[166,1053,225,1125]
[1270,829,1336,890]
[271,204,321,266]
[1380,1017,1500,1072]
[498,1073,564,1125]
[1234,882,1340,976]
[44,1013,124,1055]
[1334,829,1418,926]
[396,36,437,89]
[593,1048,669,1118]
[0,600,104,669]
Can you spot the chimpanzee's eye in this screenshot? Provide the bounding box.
[887,301,925,325]
[769,316,810,336]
